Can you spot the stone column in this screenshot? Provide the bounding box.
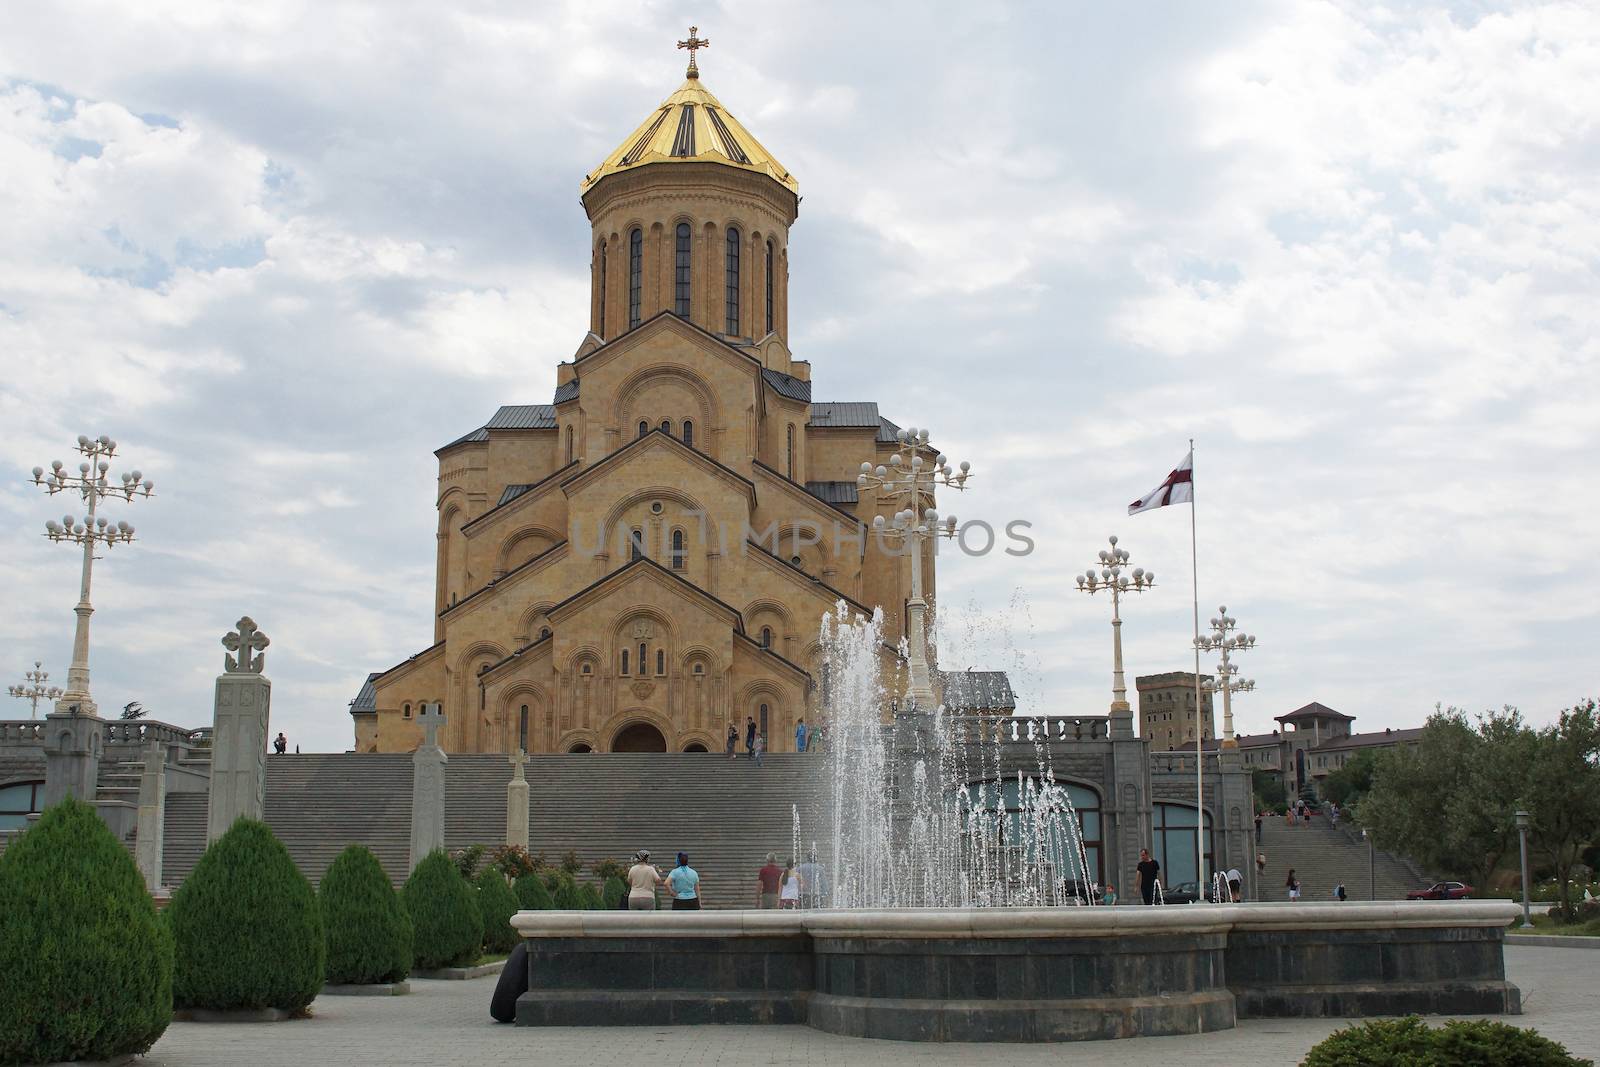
[40,708,103,809]
[506,748,529,850]
[135,742,167,890]
[207,616,272,843]
[410,703,448,870]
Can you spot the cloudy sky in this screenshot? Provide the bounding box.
[2,1,1595,752]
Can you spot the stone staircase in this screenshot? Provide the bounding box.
[1255,813,1422,901]
[160,752,828,905]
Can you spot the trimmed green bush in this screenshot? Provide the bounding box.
[403,849,482,969]
[579,882,604,910]
[0,797,173,1064]
[603,875,626,910]
[318,845,412,985]
[1302,1017,1593,1067]
[552,876,584,910]
[474,869,520,954]
[168,818,324,1013]
[515,871,554,910]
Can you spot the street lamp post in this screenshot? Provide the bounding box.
[856,425,970,710]
[8,662,64,719]
[1196,606,1256,748]
[1074,536,1154,714]
[1515,809,1534,928]
[29,434,155,718]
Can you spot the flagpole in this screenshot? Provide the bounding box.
[1190,437,1206,903]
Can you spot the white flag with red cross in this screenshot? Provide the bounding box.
[1129,450,1194,514]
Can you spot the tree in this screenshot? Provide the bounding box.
[1357,706,1535,890]
[1321,749,1378,808]
[473,869,521,954]
[515,871,554,910]
[167,818,325,1012]
[0,797,173,1063]
[1251,769,1287,813]
[318,845,412,985]
[403,850,483,970]
[1526,700,1600,922]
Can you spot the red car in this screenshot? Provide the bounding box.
[1406,881,1473,900]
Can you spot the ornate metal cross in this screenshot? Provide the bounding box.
[509,747,528,781]
[221,616,270,674]
[677,25,709,77]
[418,702,446,749]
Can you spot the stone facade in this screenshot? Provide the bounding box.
[356,70,946,756]
[1136,671,1214,751]
[1209,701,1422,799]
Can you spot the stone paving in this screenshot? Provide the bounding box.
[143,945,1599,1066]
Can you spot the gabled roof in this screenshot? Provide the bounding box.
[440,541,569,619]
[762,368,811,402]
[743,537,872,617]
[1275,701,1355,724]
[809,401,879,428]
[1313,727,1424,751]
[552,380,579,404]
[751,460,863,526]
[561,427,755,504]
[348,672,380,715]
[436,404,556,455]
[805,481,859,506]
[471,461,579,520]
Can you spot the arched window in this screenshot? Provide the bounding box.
[765,239,775,334]
[598,240,607,332]
[760,626,773,649]
[671,529,687,570]
[403,702,412,719]
[674,222,692,317]
[565,425,574,463]
[656,648,665,676]
[660,418,672,434]
[620,648,630,674]
[682,419,694,448]
[759,702,770,737]
[725,226,741,335]
[519,704,529,751]
[693,662,705,676]
[539,627,551,640]
[581,662,593,676]
[638,420,649,439]
[638,643,648,672]
[786,424,796,478]
[629,528,645,561]
[628,228,642,329]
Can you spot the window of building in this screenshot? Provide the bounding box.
[581,662,593,676]
[692,662,705,676]
[519,704,529,751]
[760,626,773,649]
[638,420,648,439]
[682,419,694,448]
[962,779,1102,890]
[671,529,686,570]
[403,703,412,719]
[628,228,642,328]
[725,226,741,335]
[660,418,671,434]
[1151,803,1214,890]
[790,555,802,567]
[765,239,774,334]
[620,649,629,675]
[656,649,665,676]
[565,425,574,463]
[598,240,607,331]
[759,702,770,737]
[786,424,795,477]
[539,627,551,640]
[674,222,691,317]
[638,643,648,673]
[0,781,44,832]
[629,528,645,561]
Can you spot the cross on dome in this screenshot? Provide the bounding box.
[677,25,710,79]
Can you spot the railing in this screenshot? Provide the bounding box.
[102,719,209,752]
[1148,751,1231,774]
[1322,799,1431,886]
[958,715,1112,745]
[0,721,46,745]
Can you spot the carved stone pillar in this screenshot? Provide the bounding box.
[135,742,167,889]
[410,702,448,870]
[207,616,272,843]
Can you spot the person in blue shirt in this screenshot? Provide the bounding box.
[795,718,809,753]
[667,852,701,911]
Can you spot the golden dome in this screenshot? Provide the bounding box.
[582,76,798,196]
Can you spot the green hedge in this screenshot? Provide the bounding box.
[579,882,604,910]
[403,850,482,969]
[473,869,521,954]
[1302,1017,1593,1067]
[318,845,412,985]
[0,797,173,1064]
[552,876,584,910]
[603,875,626,910]
[168,818,324,1013]
[515,871,554,910]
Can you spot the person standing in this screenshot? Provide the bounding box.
[1226,868,1244,902]
[626,850,663,911]
[1286,869,1301,901]
[667,852,701,910]
[1135,848,1160,905]
[725,724,738,760]
[1256,853,1267,880]
[795,718,809,753]
[273,731,287,755]
[1254,812,1263,844]
[745,716,757,759]
[1335,882,1347,902]
[753,733,766,767]
[797,851,825,909]
[779,859,802,910]
[1101,883,1118,906]
[756,852,783,909]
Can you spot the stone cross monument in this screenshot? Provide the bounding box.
[506,748,529,850]
[207,616,271,843]
[135,742,167,890]
[409,702,448,871]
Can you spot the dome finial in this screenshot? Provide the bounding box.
[677,24,710,79]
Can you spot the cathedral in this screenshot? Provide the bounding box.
[350,40,1003,755]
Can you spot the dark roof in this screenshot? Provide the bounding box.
[938,670,1017,712]
[1313,727,1425,751]
[552,380,579,404]
[808,402,879,428]
[437,404,556,454]
[805,481,859,505]
[348,672,380,714]
[466,461,579,528]
[877,417,902,444]
[1275,701,1355,724]
[762,368,811,402]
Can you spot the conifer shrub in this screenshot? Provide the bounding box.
[168,818,324,1013]
[403,849,482,969]
[579,882,604,910]
[1301,1017,1593,1067]
[515,871,554,910]
[0,797,173,1064]
[552,876,584,910]
[318,845,412,985]
[474,869,521,954]
[603,875,627,910]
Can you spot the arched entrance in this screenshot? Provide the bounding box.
[611,722,667,753]
[568,742,593,754]
[682,742,708,753]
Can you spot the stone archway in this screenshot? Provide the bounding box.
[682,742,708,753]
[612,722,667,753]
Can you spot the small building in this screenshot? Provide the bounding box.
[1136,671,1214,751]
[1212,701,1423,799]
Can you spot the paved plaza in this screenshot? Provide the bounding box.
[142,944,1598,1066]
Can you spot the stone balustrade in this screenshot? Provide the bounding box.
[958,715,1112,746]
[0,721,47,745]
[1,717,207,753]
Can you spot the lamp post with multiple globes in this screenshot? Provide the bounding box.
[29,434,154,718]
[855,425,971,710]
[1196,605,1256,749]
[8,662,63,720]
[1074,536,1154,715]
